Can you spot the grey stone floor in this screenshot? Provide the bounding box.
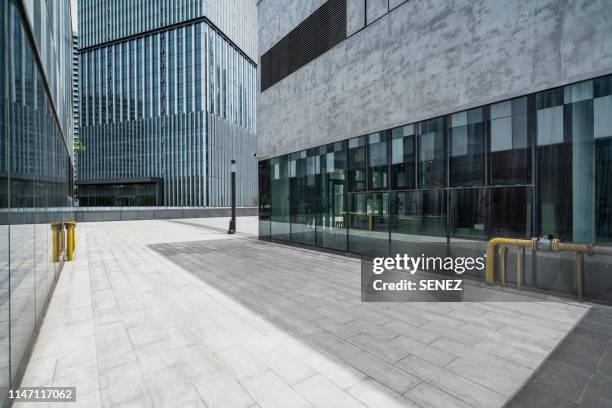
[507,305,612,408]
[16,217,591,408]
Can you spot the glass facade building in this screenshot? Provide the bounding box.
[259,75,612,300]
[1,0,74,403]
[77,1,257,207]
[72,32,79,187]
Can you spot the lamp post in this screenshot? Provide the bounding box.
[228,159,236,234]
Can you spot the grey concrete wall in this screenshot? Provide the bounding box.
[389,0,407,9]
[347,0,366,36]
[366,0,388,24]
[258,0,327,55]
[73,207,257,223]
[257,0,612,159]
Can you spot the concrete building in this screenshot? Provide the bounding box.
[257,0,612,301]
[0,0,75,402]
[77,0,257,207]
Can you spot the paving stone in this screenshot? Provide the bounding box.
[15,219,591,408]
[242,371,312,408]
[506,383,578,408]
[396,356,506,408]
[348,378,419,408]
[314,317,361,340]
[193,373,255,408]
[348,352,420,395]
[347,333,411,364]
[294,374,366,408]
[258,347,317,385]
[381,319,440,344]
[507,306,612,408]
[404,383,473,408]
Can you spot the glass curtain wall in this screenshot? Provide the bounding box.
[418,116,446,188]
[595,76,612,243]
[489,97,531,185]
[316,142,347,251]
[0,0,7,395]
[367,132,388,190]
[79,21,257,207]
[258,160,271,238]
[1,0,74,403]
[289,149,317,245]
[270,155,290,241]
[449,108,485,187]
[348,136,366,192]
[390,190,447,262]
[536,87,572,240]
[390,125,415,190]
[348,192,389,255]
[259,74,612,298]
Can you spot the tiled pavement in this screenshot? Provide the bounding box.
[507,306,612,408]
[16,217,594,408]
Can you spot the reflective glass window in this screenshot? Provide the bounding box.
[270,155,290,241]
[289,149,317,246]
[316,142,347,251]
[368,132,388,190]
[489,97,531,185]
[348,192,389,256]
[449,108,485,186]
[391,125,415,190]
[418,117,446,187]
[348,136,366,192]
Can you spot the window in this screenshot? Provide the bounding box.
[316,141,347,251]
[348,192,389,256]
[595,76,612,243]
[392,190,446,237]
[391,125,415,190]
[270,155,290,241]
[368,132,388,190]
[258,160,271,238]
[289,149,317,246]
[450,188,488,239]
[449,108,485,186]
[418,116,446,188]
[489,97,531,185]
[348,136,366,192]
[537,87,570,240]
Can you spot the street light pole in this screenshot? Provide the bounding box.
[228,159,236,234]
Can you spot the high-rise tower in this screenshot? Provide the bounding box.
[77,1,257,207]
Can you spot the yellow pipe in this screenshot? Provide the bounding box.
[65,221,76,261]
[516,247,524,290]
[498,246,508,287]
[51,225,58,262]
[485,238,534,285]
[552,240,592,255]
[50,222,63,262]
[575,253,584,302]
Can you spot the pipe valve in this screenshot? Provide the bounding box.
[534,238,553,252]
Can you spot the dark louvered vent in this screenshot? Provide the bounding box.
[260,0,347,92]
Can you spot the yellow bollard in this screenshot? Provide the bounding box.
[65,221,76,261]
[50,222,63,262]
